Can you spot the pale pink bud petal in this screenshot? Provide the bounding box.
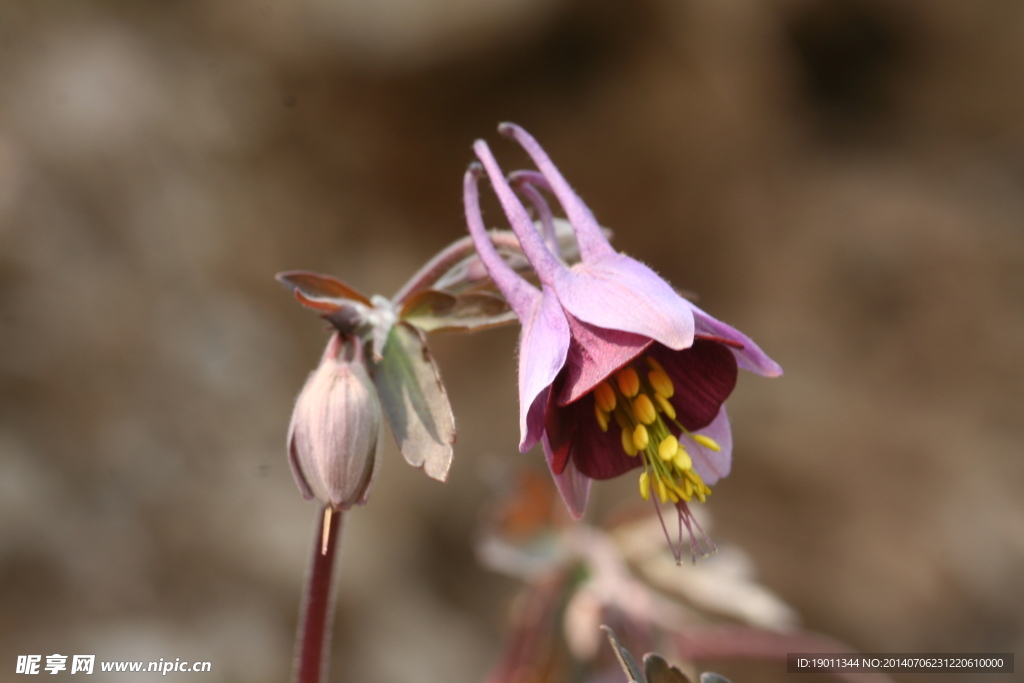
[287,334,381,509]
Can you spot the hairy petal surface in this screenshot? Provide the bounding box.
[555,253,694,352]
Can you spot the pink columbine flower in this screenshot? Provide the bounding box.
[463,123,781,562]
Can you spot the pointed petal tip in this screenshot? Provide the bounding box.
[424,458,452,483]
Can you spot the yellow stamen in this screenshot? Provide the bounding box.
[616,366,640,398]
[658,435,679,461]
[653,393,676,419]
[648,368,674,398]
[646,356,665,373]
[594,381,616,413]
[639,471,650,500]
[594,403,609,432]
[621,427,638,456]
[683,478,693,499]
[632,395,657,425]
[667,479,689,501]
[656,477,669,503]
[693,434,721,451]
[673,447,692,471]
[613,409,630,430]
[632,424,649,451]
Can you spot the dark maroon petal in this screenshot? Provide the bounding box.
[544,388,575,474]
[556,313,652,406]
[557,396,643,480]
[650,340,738,431]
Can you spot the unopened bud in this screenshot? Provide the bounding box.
[287,333,381,509]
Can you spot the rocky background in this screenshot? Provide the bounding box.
[0,1,1021,682]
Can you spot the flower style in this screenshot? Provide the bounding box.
[463,123,781,562]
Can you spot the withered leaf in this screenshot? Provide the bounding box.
[373,322,455,482]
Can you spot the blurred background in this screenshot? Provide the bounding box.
[0,0,1022,681]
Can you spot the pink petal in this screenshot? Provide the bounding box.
[691,305,782,377]
[542,432,591,519]
[498,123,614,261]
[474,139,562,286]
[556,313,652,405]
[554,252,694,351]
[517,286,571,452]
[463,164,543,320]
[687,407,732,485]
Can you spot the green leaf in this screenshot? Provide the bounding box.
[644,654,692,683]
[373,322,455,482]
[601,626,645,683]
[400,289,516,332]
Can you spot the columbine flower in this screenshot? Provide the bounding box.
[463,123,781,562]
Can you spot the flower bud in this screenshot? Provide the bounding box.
[287,333,381,509]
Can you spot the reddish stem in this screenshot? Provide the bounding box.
[390,231,530,304]
[294,507,343,683]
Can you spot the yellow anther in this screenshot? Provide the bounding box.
[638,471,650,501]
[668,488,680,503]
[695,486,706,503]
[632,394,657,425]
[645,356,665,373]
[658,435,679,461]
[632,424,649,451]
[621,427,638,456]
[616,366,640,398]
[673,447,692,472]
[668,479,689,501]
[693,434,721,452]
[656,477,669,503]
[594,382,617,413]
[654,394,676,420]
[648,368,674,398]
[594,404,609,432]
[613,409,630,430]
[683,478,693,499]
